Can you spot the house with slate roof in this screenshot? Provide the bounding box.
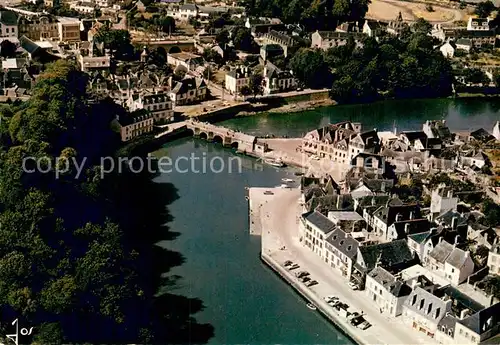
[311,30,365,50]
[262,61,297,95]
[0,10,18,39]
[453,302,500,344]
[372,203,421,239]
[365,266,412,317]
[402,286,453,339]
[386,218,431,242]
[324,228,359,279]
[352,239,416,287]
[116,109,154,142]
[362,20,388,39]
[422,120,452,142]
[168,77,207,106]
[430,186,458,221]
[426,240,474,285]
[300,210,336,257]
[349,177,393,199]
[128,91,174,124]
[469,128,495,143]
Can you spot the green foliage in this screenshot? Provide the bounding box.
[203,48,223,65]
[475,0,496,18]
[0,40,16,58]
[464,68,490,85]
[0,60,214,342]
[249,73,264,97]
[233,27,257,52]
[290,48,331,89]
[94,26,133,59]
[481,198,500,227]
[329,31,453,103]
[245,0,370,30]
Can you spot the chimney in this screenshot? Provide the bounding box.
[371,197,376,206]
[460,309,470,320]
[439,237,443,244]
[409,211,414,220]
[405,223,410,235]
[396,213,402,222]
[454,235,460,246]
[381,182,386,192]
[336,196,342,210]
[447,190,453,198]
[168,76,173,89]
[452,216,458,230]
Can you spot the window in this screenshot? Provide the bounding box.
[459,329,463,335]
[427,303,432,314]
[412,295,417,305]
[465,332,469,338]
[471,336,476,342]
[435,308,440,319]
[419,299,424,310]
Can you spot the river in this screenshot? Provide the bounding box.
[155,98,499,344]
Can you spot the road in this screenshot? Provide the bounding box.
[257,186,432,345]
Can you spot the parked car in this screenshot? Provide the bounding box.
[350,317,364,327]
[301,276,311,283]
[348,312,361,321]
[348,282,359,290]
[327,300,339,307]
[288,263,300,270]
[284,260,293,267]
[323,295,338,302]
[295,271,309,278]
[306,280,318,287]
[358,320,371,330]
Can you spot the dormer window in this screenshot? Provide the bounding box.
[427,303,432,314]
[435,307,440,319]
[412,295,417,305]
[419,299,424,310]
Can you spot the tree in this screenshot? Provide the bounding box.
[0,40,17,58]
[290,48,331,89]
[202,66,216,81]
[233,27,256,52]
[249,73,264,98]
[464,68,490,85]
[240,85,251,96]
[413,18,432,35]
[475,0,496,18]
[94,27,133,59]
[203,48,223,65]
[154,15,175,34]
[215,30,230,48]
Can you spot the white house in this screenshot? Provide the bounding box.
[440,41,455,58]
[371,203,420,240]
[0,10,18,39]
[430,187,458,221]
[300,210,336,257]
[167,52,204,72]
[70,2,95,14]
[225,66,250,94]
[467,17,491,31]
[453,303,500,345]
[456,38,472,53]
[168,77,207,106]
[129,92,174,123]
[365,266,412,317]
[168,4,199,21]
[402,286,452,339]
[426,240,474,285]
[386,218,431,242]
[487,244,500,276]
[324,228,359,279]
[263,61,297,95]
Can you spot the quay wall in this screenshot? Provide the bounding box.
[193,103,251,122]
[260,252,365,345]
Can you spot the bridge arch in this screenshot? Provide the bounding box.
[230,142,239,150]
[213,135,223,144]
[185,128,194,136]
[169,46,181,54]
[199,132,208,140]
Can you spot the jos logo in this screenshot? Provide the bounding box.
[4,319,34,345]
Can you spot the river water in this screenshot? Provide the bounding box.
[155,99,499,344]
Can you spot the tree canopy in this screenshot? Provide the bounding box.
[0,60,213,344]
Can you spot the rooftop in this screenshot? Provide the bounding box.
[303,211,336,234]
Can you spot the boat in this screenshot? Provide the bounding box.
[281,178,294,183]
[306,303,317,310]
[264,158,285,167]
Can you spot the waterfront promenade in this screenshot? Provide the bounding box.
[250,186,431,345]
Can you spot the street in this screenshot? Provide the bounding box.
[255,186,432,345]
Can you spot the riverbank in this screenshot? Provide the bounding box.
[249,186,431,345]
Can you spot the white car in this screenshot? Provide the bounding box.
[348,282,359,290]
[323,295,338,302]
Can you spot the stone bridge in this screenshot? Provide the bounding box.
[185,120,256,153]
